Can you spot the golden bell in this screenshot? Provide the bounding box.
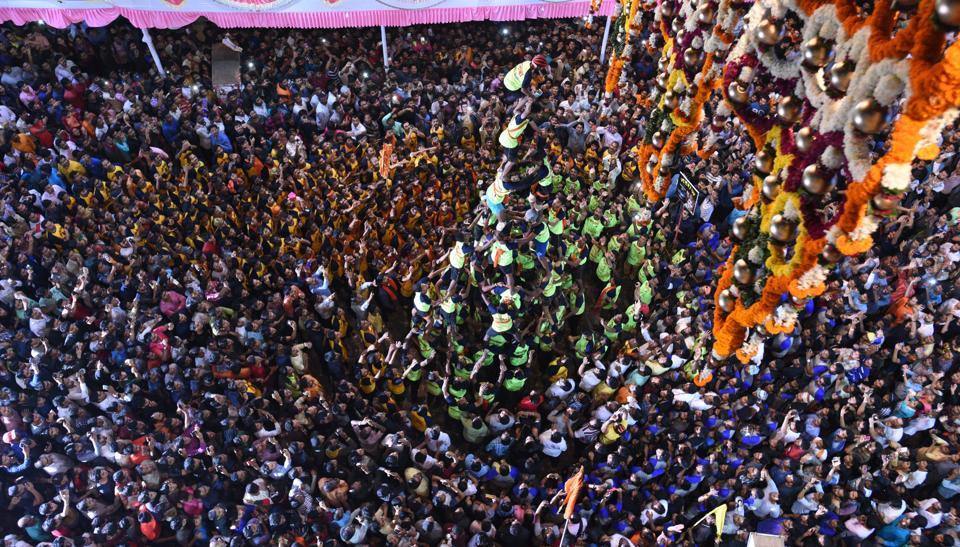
[791,294,807,306]
[769,214,797,243]
[935,0,960,29]
[676,29,687,45]
[733,259,755,285]
[761,175,781,202]
[683,47,704,68]
[687,83,699,98]
[756,17,783,46]
[656,73,669,92]
[731,216,750,242]
[822,243,842,263]
[776,96,803,125]
[754,146,776,176]
[661,1,675,18]
[727,82,749,105]
[801,37,834,70]
[802,164,834,195]
[852,99,888,134]
[718,289,736,313]
[651,131,666,149]
[794,127,815,153]
[826,60,855,97]
[873,192,901,210]
[697,5,716,26]
[658,56,669,72]
[663,90,680,110]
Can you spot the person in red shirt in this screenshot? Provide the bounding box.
[29,115,54,148]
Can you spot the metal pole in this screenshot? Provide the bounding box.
[559,518,571,546]
[599,15,613,63]
[141,28,166,78]
[380,25,389,69]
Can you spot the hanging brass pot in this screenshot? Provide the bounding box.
[776,96,803,125]
[733,259,755,285]
[753,146,776,176]
[769,214,797,243]
[794,126,815,153]
[801,37,834,70]
[826,60,856,97]
[761,175,781,202]
[731,216,750,242]
[802,164,834,195]
[718,289,737,312]
[852,98,889,134]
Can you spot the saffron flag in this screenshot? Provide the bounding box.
[692,503,728,540]
[562,466,584,519]
[379,143,394,179]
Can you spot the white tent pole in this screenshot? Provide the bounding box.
[141,28,166,78]
[599,16,613,63]
[380,25,390,69]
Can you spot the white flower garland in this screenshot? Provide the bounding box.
[772,304,799,327]
[803,4,843,42]
[739,332,765,360]
[826,225,842,244]
[914,108,959,155]
[654,175,666,195]
[880,163,912,193]
[733,0,770,61]
[822,145,844,169]
[706,0,735,54]
[799,6,846,113]
[758,48,802,81]
[795,264,827,290]
[748,246,765,265]
[849,215,879,242]
[783,197,801,221]
[842,58,910,181]
[682,0,700,33]
[874,74,907,107]
[716,101,732,117]
[753,278,766,294]
[819,29,871,133]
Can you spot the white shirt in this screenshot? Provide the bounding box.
[426,430,451,453]
[547,380,575,400]
[539,431,567,457]
[579,367,604,392]
[55,61,76,84]
[0,105,15,127]
[917,499,943,528]
[844,518,875,539]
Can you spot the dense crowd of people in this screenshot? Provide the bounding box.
[0,12,958,547]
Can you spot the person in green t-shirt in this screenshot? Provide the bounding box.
[581,210,604,238]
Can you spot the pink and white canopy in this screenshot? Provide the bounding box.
[0,0,614,28]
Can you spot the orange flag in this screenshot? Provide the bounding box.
[379,143,394,179]
[562,466,584,519]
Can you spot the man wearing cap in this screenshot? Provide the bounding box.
[503,54,551,98]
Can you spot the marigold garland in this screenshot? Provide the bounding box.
[622,0,960,359]
[604,0,641,94]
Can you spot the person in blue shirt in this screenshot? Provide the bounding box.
[161,113,180,145]
[1,440,32,474]
[876,515,912,546]
[210,125,233,153]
